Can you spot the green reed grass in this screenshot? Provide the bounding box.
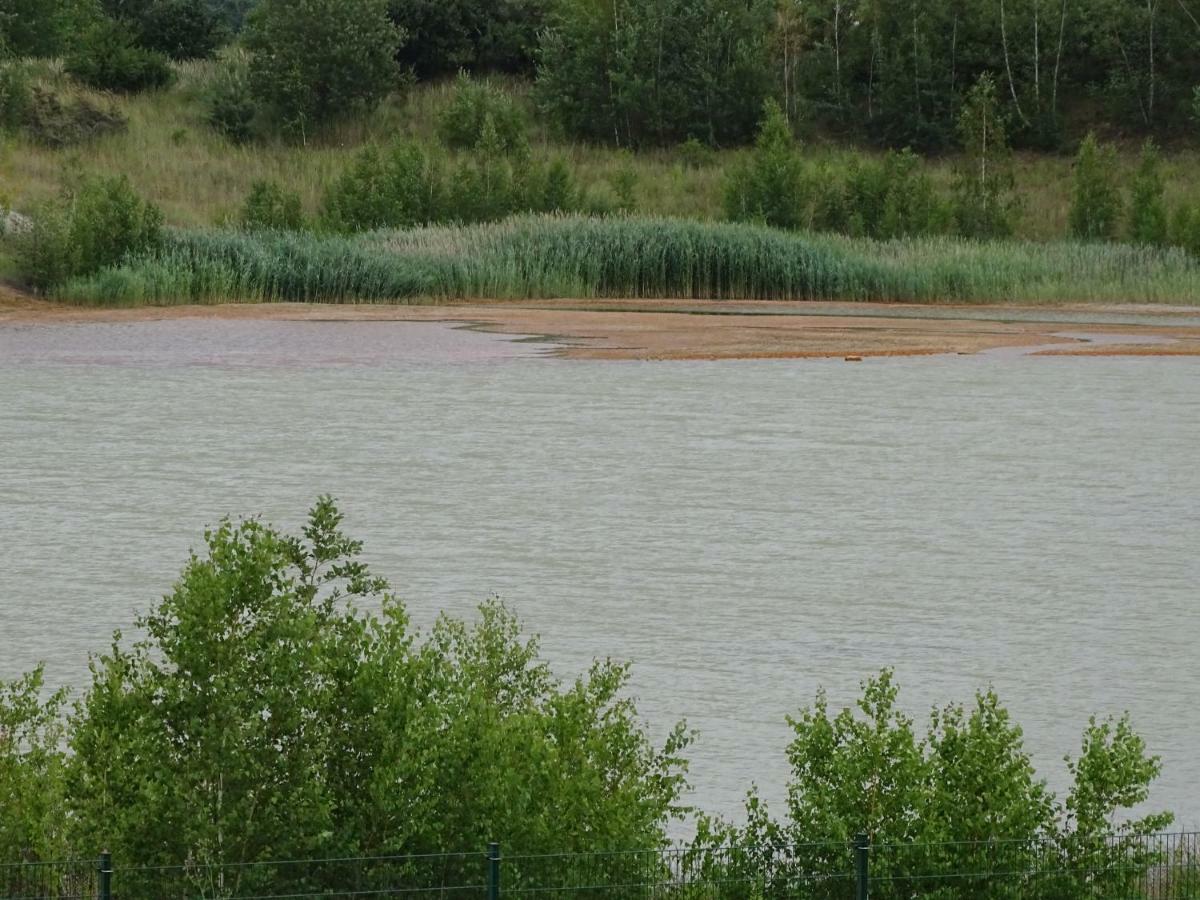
[56,215,1200,306]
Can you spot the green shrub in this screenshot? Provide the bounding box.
[1069,132,1122,241]
[1171,205,1200,257]
[0,61,31,131]
[437,72,527,153]
[245,0,401,141]
[533,157,582,214]
[65,17,175,93]
[818,151,947,240]
[1128,139,1168,245]
[677,137,716,170]
[723,99,807,230]
[205,59,256,143]
[450,115,516,222]
[138,0,225,60]
[322,142,445,232]
[696,670,1173,900]
[12,174,163,291]
[240,180,304,230]
[954,73,1016,239]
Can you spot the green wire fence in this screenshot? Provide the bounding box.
[2,832,1197,900]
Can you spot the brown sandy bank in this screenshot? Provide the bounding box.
[3,290,1200,360]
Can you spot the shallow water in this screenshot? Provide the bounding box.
[1,319,1198,828]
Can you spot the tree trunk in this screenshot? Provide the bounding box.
[1000,0,1031,126]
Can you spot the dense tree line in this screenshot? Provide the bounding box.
[5,0,1199,150]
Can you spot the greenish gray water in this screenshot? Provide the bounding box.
[1,320,1198,827]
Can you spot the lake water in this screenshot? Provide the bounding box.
[2,319,1198,828]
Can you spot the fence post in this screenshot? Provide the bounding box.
[98,850,112,900]
[853,833,869,900]
[487,842,501,900]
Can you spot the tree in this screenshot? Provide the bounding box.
[723,99,808,229]
[240,180,304,230]
[954,73,1016,238]
[12,174,163,292]
[66,499,689,888]
[0,667,69,863]
[0,0,89,57]
[1127,139,1168,244]
[696,671,1172,900]
[388,0,544,78]
[537,0,774,147]
[64,16,175,93]
[1068,133,1121,241]
[244,0,403,143]
[138,0,226,60]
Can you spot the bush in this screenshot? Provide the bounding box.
[240,180,304,230]
[205,59,256,143]
[322,142,445,232]
[65,499,688,869]
[1171,204,1200,257]
[12,174,163,291]
[437,72,527,153]
[65,17,175,93]
[696,670,1173,900]
[678,137,716,170]
[389,0,544,78]
[0,0,82,58]
[1069,133,1122,241]
[0,667,70,863]
[1128,139,1168,245]
[138,0,225,60]
[0,60,31,130]
[723,99,807,230]
[245,0,402,141]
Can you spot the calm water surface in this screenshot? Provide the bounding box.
[1,320,1198,827]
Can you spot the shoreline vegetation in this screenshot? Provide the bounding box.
[46,217,1200,308]
[0,499,1176,891]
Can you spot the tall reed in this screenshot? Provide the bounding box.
[57,215,1200,306]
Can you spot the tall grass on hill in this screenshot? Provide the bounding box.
[55,215,1200,307]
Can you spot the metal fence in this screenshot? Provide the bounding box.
[3,832,1197,900]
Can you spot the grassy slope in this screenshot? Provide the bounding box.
[4,60,1200,240]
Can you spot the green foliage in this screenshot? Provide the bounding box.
[677,137,716,170]
[1171,204,1200,257]
[724,99,807,230]
[537,0,774,147]
[1128,140,1168,245]
[205,58,256,142]
[0,59,29,131]
[65,498,689,871]
[245,0,402,142]
[11,174,163,291]
[388,0,544,78]
[57,215,1200,308]
[954,73,1016,239]
[65,17,175,93]
[137,0,226,60]
[1069,133,1123,241]
[437,72,528,153]
[697,670,1173,900]
[0,667,69,863]
[0,0,88,57]
[813,151,947,240]
[240,179,304,230]
[322,142,445,232]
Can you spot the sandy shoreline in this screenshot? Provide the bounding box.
[4,291,1200,360]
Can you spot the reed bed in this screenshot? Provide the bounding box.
[56,215,1200,306]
